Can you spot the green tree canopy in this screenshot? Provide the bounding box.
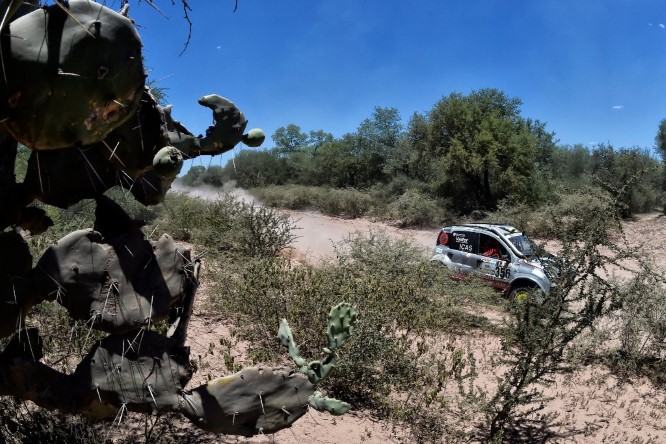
[655,119,666,208]
[272,124,309,154]
[408,88,543,211]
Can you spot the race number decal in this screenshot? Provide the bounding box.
[495,262,511,279]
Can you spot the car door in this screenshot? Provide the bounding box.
[476,233,512,290]
[447,231,480,275]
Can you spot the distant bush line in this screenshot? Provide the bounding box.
[181,88,663,226]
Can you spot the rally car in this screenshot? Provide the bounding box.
[430,224,557,300]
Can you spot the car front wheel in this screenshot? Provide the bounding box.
[509,285,544,304]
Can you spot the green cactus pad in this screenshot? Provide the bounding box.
[327,302,358,351]
[242,128,265,147]
[187,366,315,436]
[308,391,350,415]
[32,213,193,334]
[1,0,145,149]
[76,330,193,418]
[279,303,357,385]
[197,95,248,154]
[152,146,183,179]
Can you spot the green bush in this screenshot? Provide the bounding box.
[382,189,450,228]
[251,184,322,210]
[25,188,158,258]
[0,398,107,444]
[207,231,498,417]
[472,189,655,440]
[252,184,374,219]
[485,187,616,240]
[616,272,666,366]
[578,270,666,383]
[155,191,296,259]
[317,188,373,218]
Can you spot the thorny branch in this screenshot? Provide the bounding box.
[136,1,240,55]
[173,0,192,56]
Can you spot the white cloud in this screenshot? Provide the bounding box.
[216,46,222,49]
[612,105,624,110]
[660,23,665,29]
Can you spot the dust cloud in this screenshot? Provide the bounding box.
[169,180,435,262]
[171,180,259,205]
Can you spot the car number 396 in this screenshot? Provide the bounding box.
[495,266,511,279]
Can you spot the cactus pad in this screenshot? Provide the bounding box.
[1,0,145,149]
[279,303,357,384]
[31,198,193,334]
[242,128,266,147]
[152,146,184,179]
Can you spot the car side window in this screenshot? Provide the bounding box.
[450,231,479,254]
[479,234,507,259]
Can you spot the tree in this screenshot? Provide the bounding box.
[356,106,405,179]
[180,165,206,186]
[419,88,541,211]
[655,119,666,213]
[307,129,334,153]
[272,124,309,154]
[222,149,290,187]
[590,144,661,217]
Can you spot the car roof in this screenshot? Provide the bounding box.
[444,223,522,236]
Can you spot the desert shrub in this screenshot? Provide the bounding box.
[250,184,319,210]
[589,145,661,217]
[616,271,666,367]
[25,188,158,258]
[368,175,427,203]
[469,190,656,440]
[0,398,108,444]
[156,192,297,258]
[317,187,373,218]
[486,187,616,240]
[381,189,451,228]
[252,184,374,219]
[179,165,206,187]
[0,397,191,444]
[578,270,666,383]
[208,231,498,417]
[222,149,290,188]
[150,192,209,241]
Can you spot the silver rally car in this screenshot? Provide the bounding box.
[430,224,556,300]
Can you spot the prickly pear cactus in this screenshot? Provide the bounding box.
[1,0,145,149]
[0,0,355,439]
[278,302,358,414]
[31,226,192,334]
[0,231,37,338]
[243,128,267,147]
[152,146,184,180]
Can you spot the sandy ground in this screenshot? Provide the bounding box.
[174,184,666,443]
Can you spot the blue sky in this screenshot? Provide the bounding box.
[121,0,666,171]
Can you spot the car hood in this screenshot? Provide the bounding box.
[526,253,562,279]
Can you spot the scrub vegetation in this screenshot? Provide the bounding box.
[184,88,663,226]
[2,1,666,441]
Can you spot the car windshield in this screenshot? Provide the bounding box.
[508,234,534,256]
